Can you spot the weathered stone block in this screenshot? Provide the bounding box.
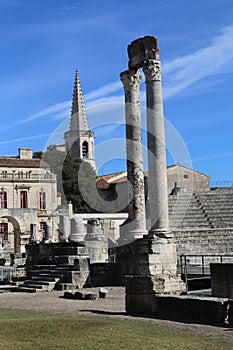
[126,293,157,314]
[126,292,229,325]
[228,299,233,326]
[211,263,233,298]
[128,36,159,70]
[155,295,228,325]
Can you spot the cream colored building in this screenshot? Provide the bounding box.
[0,148,59,256]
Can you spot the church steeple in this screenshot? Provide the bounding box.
[70,69,88,131]
[64,69,96,172]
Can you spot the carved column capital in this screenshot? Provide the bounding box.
[120,70,142,92]
[143,59,162,82]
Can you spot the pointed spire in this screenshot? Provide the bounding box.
[70,69,88,131]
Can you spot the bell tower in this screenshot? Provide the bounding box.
[64,69,96,172]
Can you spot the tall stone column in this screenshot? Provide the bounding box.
[119,69,147,243]
[143,56,170,237]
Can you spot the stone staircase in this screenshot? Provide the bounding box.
[15,242,90,293]
[197,188,233,228]
[16,273,60,292]
[169,193,214,230]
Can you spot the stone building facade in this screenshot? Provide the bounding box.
[0,148,59,256]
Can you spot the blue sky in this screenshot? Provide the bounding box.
[0,0,233,182]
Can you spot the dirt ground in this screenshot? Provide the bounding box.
[0,286,232,342]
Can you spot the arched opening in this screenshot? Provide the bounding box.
[82,141,89,158]
[0,216,21,253]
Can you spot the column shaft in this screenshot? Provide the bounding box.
[120,70,147,241]
[143,59,169,235]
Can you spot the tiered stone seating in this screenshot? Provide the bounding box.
[169,193,214,230]
[197,188,233,228]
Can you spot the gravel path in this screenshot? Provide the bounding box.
[0,286,232,342]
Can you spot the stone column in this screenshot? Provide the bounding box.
[119,69,147,243]
[143,56,170,237]
[69,216,85,242]
[85,219,108,263]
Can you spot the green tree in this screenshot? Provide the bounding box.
[35,150,99,213]
[33,151,43,159]
[62,154,99,213]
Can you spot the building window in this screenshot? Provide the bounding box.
[183,174,189,179]
[18,171,24,178]
[0,223,8,241]
[0,191,7,208]
[2,171,7,178]
[82,141,89,158]
[39,191,46,210]
[26,171,31,179]
[40,222,47,240]
[20,191,28,208]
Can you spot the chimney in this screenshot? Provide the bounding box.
[18,148,33,159]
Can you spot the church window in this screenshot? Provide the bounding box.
[0,191,7,208]
[26,171,31,178]
[39,191,46,210]
[82,141,89,158]
[20,191,28,208]
[2,171,7,178]
[0,223,8,241]
[18,171,24,178]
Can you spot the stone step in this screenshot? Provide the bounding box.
[32,264,57,269]
[48,247,87,256]
[18,278,59,291]
[31,276,58,282]
[23,280,55,286]
[13,287,37,293]
[18,283,44,290]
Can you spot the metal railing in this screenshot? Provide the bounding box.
[179,254,233,276]
[179,254,233,293]
[209,181,233,188]
[0,173,56,181]
[0,266,16,282]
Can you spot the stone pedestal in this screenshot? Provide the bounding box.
[119,70,147,244]
[123,237,186,313]
[85,219,108,263]
[59,215,71,241]
[69,217,85,242]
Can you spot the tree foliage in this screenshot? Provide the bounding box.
[62,154,99,213]
[34,149,99,213]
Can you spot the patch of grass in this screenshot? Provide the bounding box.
[0,309,231,350]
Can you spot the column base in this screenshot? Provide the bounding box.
[119,228,148,246]
[148,229,173,239]
[69,233,85,243]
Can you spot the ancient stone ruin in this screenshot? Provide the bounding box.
[118,36,186,314]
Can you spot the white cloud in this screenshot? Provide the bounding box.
[0,133,51,145]
[2,100,71,131]
[84,81,122,101]
[163,25,233,98]
[6,24,233,131]
[192,151,233,162]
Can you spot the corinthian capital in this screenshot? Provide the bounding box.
[120,70,141,92]
[143,59,162,82]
